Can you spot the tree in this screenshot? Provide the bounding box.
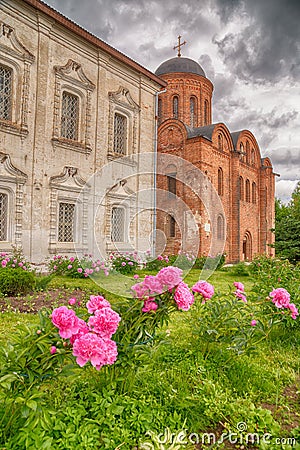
[274,182,300,263]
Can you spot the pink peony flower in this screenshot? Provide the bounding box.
[142,297,158,313]
[156,266,183,289]
[50,346,57,354]
[88,307,121,339]
[69,257,75,262]
[133,274,139,279]
[192,280,214,301]
[68,298,77,305]
[132,282,150,299]
[70,318,89,345]
[269,288,290,308]
[72,333,118,370]
[174,281,195,311]
[143,275,163,296]
[51,306,80,339]
[121,262,126,266]
[251,320,257,326]
[77,268,83,273]
[157,255,163,261]
[235,290,247,303]
[234,281,244,292]
[288,303,299,320]
[86,295,111,313]
[67,264,72,270]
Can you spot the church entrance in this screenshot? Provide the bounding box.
[242,231,252,261]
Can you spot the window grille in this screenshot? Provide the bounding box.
[113,113,127,154]
[61,92,79,140]
[0,193,8,241]
[111,207,125,242]
[173,96,178,119]
[0,65,12,121]
[58,202,75,242]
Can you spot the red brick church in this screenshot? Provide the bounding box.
[155,45,276,263]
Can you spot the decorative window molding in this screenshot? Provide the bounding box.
[105,179,136,252]
[0,152,27,248]
[49,166,90,253]
[52,59,95,154]
[0,22,34,136]
[108,86,140,160]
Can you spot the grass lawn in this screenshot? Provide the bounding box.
[0,263,300,449]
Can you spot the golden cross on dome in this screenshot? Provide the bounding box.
[173,35,186,57]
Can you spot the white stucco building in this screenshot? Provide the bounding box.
[0,0,166,262]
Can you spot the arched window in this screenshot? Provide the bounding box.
[204,99,209,125]
[167,172,176,196]
[158,98,162,125]
[239,176,244,201]
[0,64,12,121]
[251,149,255,166]
[245,179,250,202]
[218,167,223,196]
[111,206,125,242]
[173,96,179,119]
[217,214,225,240]
[246,140,250,164]
[218,134,223,151]
[61,91,79,141]
[240,143,245,162]
[252,182,257,204]
[190,97,197,127]
[169,214,176,238]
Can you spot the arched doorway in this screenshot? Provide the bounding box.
[242,231,252,261]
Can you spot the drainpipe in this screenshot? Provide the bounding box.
[153,89,167,257]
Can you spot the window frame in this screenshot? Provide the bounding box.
[0,64,13,122]
[111,206,126,243]
[60,91,80,141]
[58,201,76,243]
[113,112,128,155]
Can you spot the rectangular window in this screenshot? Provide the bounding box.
[167,173,177,196]
[58,202,75,242]
[0,193,8,241]
[111,207,125,242]
[61,92,79,140]
[0,65,12,121]
[113,113,127,154]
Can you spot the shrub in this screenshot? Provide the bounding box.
[0,268,36,296]
[109,251,140,275]
[48,254,109,278]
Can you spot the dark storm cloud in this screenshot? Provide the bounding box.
[213,0,300,83]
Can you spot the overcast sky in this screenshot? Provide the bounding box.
[43,0,300,203]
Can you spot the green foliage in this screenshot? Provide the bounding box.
[0,309,78,447]
[250,256,300,329]
[229,262,250,276]
[274,182,300,262]
[0,267,36,296]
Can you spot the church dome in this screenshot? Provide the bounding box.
[155,56,206,77]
